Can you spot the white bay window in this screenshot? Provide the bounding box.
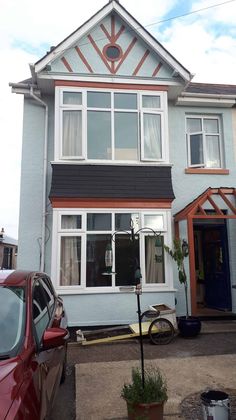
[53,210,170,291]
[56,88,168,162]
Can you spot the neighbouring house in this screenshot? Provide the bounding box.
[0,228,18,269]
[10,0,236,326]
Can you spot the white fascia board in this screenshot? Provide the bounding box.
[37,72,183,87]
[113,2,192,82]
[176,96,236,107]
[35,1,192,83]
[34,2,113,73]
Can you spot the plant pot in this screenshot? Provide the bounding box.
[126,400,164,420]
[178,316,201,338]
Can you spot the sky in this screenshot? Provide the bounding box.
[1,0,236,239]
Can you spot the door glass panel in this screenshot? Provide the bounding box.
[87,111,111,159]
[114,93,137,109]
[60,237,81,285]
[190,134,203,165]
[143,113,161,159]
[63,110,82,156]
[86,234,111,287]
[87,92,110,108]
[115,112,138,160]
[87,214,111,231]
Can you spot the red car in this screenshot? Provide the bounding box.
[0,270,69,420]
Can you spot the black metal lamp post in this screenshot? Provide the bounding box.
[104,220,163,388]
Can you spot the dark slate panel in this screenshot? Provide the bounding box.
[186,82,236,95]
[50,164,175,200]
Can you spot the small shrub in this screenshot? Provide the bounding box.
[121,366,168,404]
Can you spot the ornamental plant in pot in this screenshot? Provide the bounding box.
[121,366,168,420]
[164,239,201,338]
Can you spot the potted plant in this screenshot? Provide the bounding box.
[164,238,201,337]
[121,366,168,420]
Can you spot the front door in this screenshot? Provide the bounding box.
[201,225,231,311]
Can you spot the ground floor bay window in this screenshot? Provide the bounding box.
[51,209,173,291]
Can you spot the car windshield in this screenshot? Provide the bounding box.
[0,286,26,358]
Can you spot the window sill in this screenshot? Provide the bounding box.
[56,287,177,295]
[185,168,229,175]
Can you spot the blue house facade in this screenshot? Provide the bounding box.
[11,1,236,326]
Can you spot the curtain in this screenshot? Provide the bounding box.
[60,236,81,286]
[63,110,82,156]
[143,113,161,159]
[145,237,164,284]
[206,135,220,167]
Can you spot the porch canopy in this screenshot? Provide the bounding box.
[174,187,236,315]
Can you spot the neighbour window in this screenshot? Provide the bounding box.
[57,89,166,162]
[57,211,166,289]
[186,116,222,168]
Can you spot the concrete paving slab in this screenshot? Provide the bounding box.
[76,354,236,420]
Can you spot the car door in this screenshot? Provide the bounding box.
[32,277,62,419]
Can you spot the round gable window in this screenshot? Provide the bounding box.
[103,44,122,62]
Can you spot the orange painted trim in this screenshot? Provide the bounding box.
[61,57,73,72]
[55,80,169,91]
[50,198,172,209]
[115,37,137,73]
[152,62,163,77]
[187,215,197,316]
[100,23,112,42]
[88,34,112,73]
[185,168,229,175]
[174,221,180,239]
[114,24,125,42]
[75,46,93,73]
[133,50,150,76]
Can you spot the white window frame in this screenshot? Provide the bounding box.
[51,208,173,294]
[55,87,169,164]
[186,115,223,168]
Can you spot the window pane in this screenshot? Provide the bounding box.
[145,236,165,283]
[33,280,49,342]
[115,234,140,286]
[114,93,137,109]
[63,110,82,156]
[144,215,164,230]
[115,112,138,160]
[206,135,220,167]
[87,111,111,159]
[204,119,219,134]
[143,113,161,159]
[63,92,82,105]
[187,118,202,133]
[115,213,140,231]
[87,92,110,108]
[87,214,111,230]
[142,95,160,108]
[190,134,204,165]
[60,237,81,286]
[61,215,81,229]
[86,234,111,287]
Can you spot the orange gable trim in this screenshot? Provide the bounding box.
[55,80,168,91]
[51,198,172,209]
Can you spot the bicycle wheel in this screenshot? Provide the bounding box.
[148,318,174,345]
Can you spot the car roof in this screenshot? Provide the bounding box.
[0,270,45,286]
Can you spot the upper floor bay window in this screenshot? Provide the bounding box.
[53,210,170,290]
[55,88,168,163]
[186,116,223,168]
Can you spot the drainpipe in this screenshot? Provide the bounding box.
[29,86,48,272]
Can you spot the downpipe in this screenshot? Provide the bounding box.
[29,86,48,272]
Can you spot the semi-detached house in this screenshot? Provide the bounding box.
[11,0,236,326]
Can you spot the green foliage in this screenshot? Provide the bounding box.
[164,238,189,317]
[121,366,168,404]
